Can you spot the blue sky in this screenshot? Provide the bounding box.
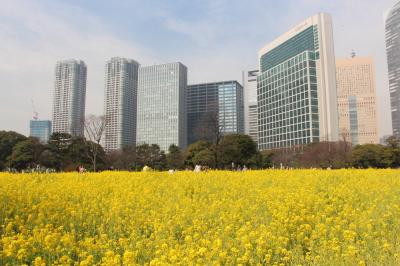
[0,0,398,137]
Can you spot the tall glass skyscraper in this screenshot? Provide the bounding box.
[52,59,87,137]
[385,2,400,136]
[137,62,187,151]
[257,13,338,150]
[104,58,140,152]
[29,120,52,143]
[187,81,244,145]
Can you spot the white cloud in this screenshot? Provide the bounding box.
[0,0,397,139]
[0,0,155,135]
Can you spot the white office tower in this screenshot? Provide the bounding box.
[52,60,87,137]
[257,13,338,150]
[137,62,188,151]
[242,70,259,143]
[104,58,140,152]
[248,103,258,143]
[385,2,400,136]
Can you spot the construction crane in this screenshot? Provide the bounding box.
[31,99,39,121]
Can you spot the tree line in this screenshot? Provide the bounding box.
[266,136,400,169]
[1,129,400,172]
[0,131,104,172]
[0,131,267,171]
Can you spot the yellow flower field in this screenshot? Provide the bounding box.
[0,170,399,265]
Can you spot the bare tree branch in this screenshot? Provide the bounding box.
[82,115,108,171]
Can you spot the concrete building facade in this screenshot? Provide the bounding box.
[242,70,260,138]
[52,60,87,137]
[336,56,379,145]
[385,2,400,136]
[103,57,140,152]
[248,103,258,143]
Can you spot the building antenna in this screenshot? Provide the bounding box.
[31,99,39,120]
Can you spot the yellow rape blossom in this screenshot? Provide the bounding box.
[0,169,399,265]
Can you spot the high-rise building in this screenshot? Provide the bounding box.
[103,58,140,152]
[257,13,338,150]
[52,60,87,137]
[242,70,259,143]
[187,81,244,145]
[380,135,391,145]
[248,104,258,143]
[385,2,400,136]
[30,120,52,143]
[137,62,187,151]
[336,56,379,145]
